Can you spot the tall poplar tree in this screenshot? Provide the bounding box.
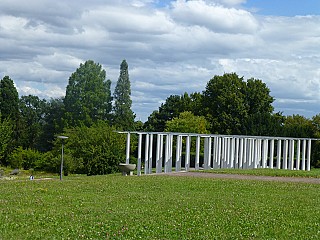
[113,60,135,130]
[64,60,112,127]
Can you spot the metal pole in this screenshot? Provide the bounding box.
[60,140,64,181]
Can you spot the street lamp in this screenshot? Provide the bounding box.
[57,135,68,180]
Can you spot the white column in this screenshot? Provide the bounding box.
[212,137,217,169]
[307,139,312,171]
[242,138,247,169]
[269,139,274,169]
[301,139,306,171]
[169,134,173,172]
[137,134,142,176]
[239,138,244,169]
[235,138,239,169]
[217,137,222,168]
[195,136,200,170]
[156,134,161,173]
[288,140,294,170]
[159,134,164,173]
[230,138,235,168]
[296,140,301,170]
[262,139,268,169]
[204,138,209,169]
[226,138,231,168]
[223,138,228,168]
[144,134,149,174]
[185,135,191,171]
[176,135,182,172]
[126,133,130,164]
[164,134,169,173]
[148,134,153,174]
[283,140,288,170]
[276,140,282,169]
[207,137,212,169]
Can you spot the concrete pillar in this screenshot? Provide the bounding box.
[207,137,212,169]
[176,135,182,172]
[269,139,274,169]
[185,135,191,171]
[307,139,311,171]
[235,138,239,169]
[195,136,200,170]
[230,138,235,168]
[169,134,173,172]
[164,134,169,173]
[148,134,153,174]
[283,140,288,170]
[217,137,222,168]
[288,140,294,170]
[145,134,149,174]
[276,140,282,169]
[204,138,209,169]
[156,134,161,173]
[226,138,231,168]
[239,138,244,169]
[137,133,142,176]
[262,139,268,168]
[296,140,300,170]
[126,133,130,164]
[301,139,306,171]
[242,138,247,169]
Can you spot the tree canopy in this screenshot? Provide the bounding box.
[64,60,112,127]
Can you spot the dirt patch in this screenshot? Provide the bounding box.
[155,171,320,184]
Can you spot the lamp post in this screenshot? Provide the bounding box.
[57,136,68,180]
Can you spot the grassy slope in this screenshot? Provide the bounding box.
[0,174,319,239]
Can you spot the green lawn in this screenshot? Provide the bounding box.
[0,173,320,239]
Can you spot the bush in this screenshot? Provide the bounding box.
[60,122,129,175]
[8,147,42,170]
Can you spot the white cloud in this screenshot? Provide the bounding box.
[0,0,319,122]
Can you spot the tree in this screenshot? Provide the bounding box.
[283,114,314,138]
[165,111,209,134]
[0,76,19,121]
[144,92,200,132]
[19,95,47,149]
[64,60,112,127]
[39,97,65,151]
[0,116,13,165]
[113,60,135,130]
[202,73,248,134]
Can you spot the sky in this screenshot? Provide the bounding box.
[0,0,319,122]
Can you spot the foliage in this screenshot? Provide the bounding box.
[8,147,42,170]
[165,111,209,134]
[0,175,319,239]
[19,95,47,149]
[62,122,128,175]
[0,116,13,165]
[144,92,200,132]
[113,60,135,130]
[283,114,314,138]
[0,76,19,121]
[38,97,65,152]
[202,73,248,134]
[64,60,112,128]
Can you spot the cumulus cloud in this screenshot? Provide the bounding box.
[0,0,319,121]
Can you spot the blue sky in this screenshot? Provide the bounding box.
[245,0,320,16]
[0,0,319,121]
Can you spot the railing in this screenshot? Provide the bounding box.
[118,131,318,175]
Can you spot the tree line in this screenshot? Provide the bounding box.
[0,61,319,175]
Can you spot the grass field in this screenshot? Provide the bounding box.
[0,172,320,239]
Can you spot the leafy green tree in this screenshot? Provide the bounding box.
[39,97,65,151]
[311,114,320,167]
[202,73,247,134]
[283,114,314,138]
[62,122,128,175]
[144,92,200,132]
[165,111,209,134]
[19,95,47,149]
[0,116,13,165]
[64,60,112,127]
[113,60,135,130]
[0,76,19,121]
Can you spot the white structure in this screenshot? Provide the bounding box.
[118,132,318,175]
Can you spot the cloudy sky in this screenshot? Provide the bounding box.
[0,0,319,122]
